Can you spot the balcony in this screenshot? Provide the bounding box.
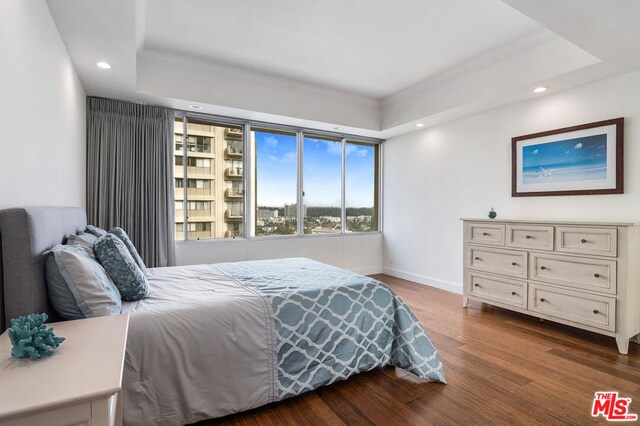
[224,230,243,238]
[224,188,243,201]
[225,128,243,139]
[225,208,243,222]
[224,167,243,180]
[224,146,243,159]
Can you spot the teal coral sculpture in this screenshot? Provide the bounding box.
[8,313,65,360]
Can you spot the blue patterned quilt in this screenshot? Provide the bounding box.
[216,258,446,400]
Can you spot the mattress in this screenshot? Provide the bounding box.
[121,258,445,425]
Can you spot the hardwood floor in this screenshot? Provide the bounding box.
[200,274,640,425]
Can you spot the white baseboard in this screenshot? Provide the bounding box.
[351,266,384,275]
[383,267,463,294]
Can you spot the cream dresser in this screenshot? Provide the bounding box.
[0,314,129,426]
[462,219,640,354]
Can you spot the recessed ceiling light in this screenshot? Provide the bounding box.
[534,87,547,93]
[96,61,111,69]
[416,123,424,127]
[190,104,202,110]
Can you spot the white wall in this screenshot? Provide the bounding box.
[176,233,383,275]
[0,1,86,210]
[383,70,640,293]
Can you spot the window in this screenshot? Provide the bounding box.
[345,142,379,232]
[303,136,342,234]
[252,129,298,236]
[173,117,244,240]
[174,114,381,241]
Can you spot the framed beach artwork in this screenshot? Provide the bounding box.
[512,118,624,197]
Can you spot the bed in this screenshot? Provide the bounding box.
[0,207,446,425]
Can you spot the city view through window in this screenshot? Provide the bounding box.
[174,116,379,240]
[254,132,378,236]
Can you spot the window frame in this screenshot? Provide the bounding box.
[174,111,383,244]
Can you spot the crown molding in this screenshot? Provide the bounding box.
[138,49,382,110]
[382,28,559,108]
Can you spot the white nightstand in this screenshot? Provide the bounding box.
[0,314,129,426]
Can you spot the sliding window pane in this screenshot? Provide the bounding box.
[303,136,342,234]
[253,129,298,236]
[173,118,244,240]
[345,142,379,232]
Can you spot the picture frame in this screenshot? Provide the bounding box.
[512,117,624,197]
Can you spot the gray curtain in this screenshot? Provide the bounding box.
[87,97,175,267]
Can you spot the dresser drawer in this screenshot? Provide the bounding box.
[466,222,505,246]
[555,226,617,257]
[468,246,527,279]
[529,252,616,295]
[468,272,526,308]
[528,283,616,332]
[506,224,554,251]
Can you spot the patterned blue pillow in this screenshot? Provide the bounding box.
[95,234,150,301]
[109,227,147,275]
[45,244,122,320]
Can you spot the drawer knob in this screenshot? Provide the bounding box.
[581,239,587,243]
[593,309,599,315]
[474,257,481,261]
[511,291,517,296]
[525,235,532,239]
[511,262,517,266]
[474,283,480,287]
[540,266,547,270]
[483,232,489,236]
[594,273,600,278]
[540,298,546,302]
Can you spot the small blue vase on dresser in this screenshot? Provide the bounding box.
[488,208,497,219]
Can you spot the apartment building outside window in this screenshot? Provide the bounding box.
[174,116,244,240]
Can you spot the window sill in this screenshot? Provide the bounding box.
[174,231,382,244]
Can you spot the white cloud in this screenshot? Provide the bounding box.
[282,151,296,163]
[268,155,277,161]
[325,142,369,157]
[325,141,343,156]
[532,149,539,154]
[565,151,571,154]
[264,136,278,148]
[575,143,583,149]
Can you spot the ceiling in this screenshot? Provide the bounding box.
[46,0,640,138]
[144,0,541,98]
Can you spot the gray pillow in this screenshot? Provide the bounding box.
[45,244,122,320]
[86,225,107,237]
[95,234,150,301]
[109,227,147,275]
[67,232,98,254]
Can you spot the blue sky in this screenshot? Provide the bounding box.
[523,134,607,169]
[254,132,375,207]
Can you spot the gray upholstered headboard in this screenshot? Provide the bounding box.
[0,207,87,332]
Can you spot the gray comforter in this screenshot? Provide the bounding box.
[122,258,445,425]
